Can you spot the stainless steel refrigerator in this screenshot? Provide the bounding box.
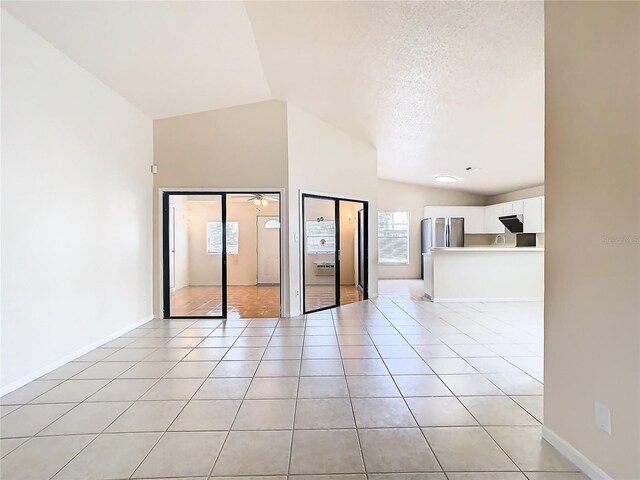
[421,217,465,276]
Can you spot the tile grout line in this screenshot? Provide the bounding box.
[41,317,201,480]
[2,298,553,480]
[284,313,306,479]
[1,320,180,475]
[383,297,536,476]
[333,307,368,478]
[369,301,450,479]
[126,317,224,479]
[206,316,281,479]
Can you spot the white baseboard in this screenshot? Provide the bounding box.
[0,314,154,396]
[433,296,544,303]
[542,426,613,480]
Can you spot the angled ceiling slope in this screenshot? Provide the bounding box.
[2,1,272,119]
[3,1,544,195]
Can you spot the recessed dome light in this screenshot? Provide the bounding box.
[434,175,460,184]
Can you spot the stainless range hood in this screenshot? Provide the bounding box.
[499,214,524,233]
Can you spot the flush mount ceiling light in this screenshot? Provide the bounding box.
[434,175,460,184]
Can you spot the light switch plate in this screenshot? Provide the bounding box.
[594,401,611,434]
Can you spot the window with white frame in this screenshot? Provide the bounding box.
[305,220,336,254]
[206,221,239,254]
[377,211,409,264]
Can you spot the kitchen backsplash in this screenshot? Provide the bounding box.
[465,233,545,247]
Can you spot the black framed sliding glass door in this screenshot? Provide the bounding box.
[302,195,340,313]
[302,193,370,314]
[163,192,227,318]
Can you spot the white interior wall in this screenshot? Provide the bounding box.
[354,206,362,288]
[544,2,640,478]
[153,101,289,315]
[339,200,360,286]
[170,195,190,290]
[184,199,280,287]
[0,12,153,391]
[303,198,336,286]
[154,102,377,317]
[287,104,378,315]
[187,199,223,286]
[486,184,544,204]
[377,179,488,279]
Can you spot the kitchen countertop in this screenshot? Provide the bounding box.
[423,246,544,301]
[427,247,545,252]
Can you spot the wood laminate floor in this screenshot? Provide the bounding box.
[305,285,364,312]
[170,284,364,317]
[170,285,280,318]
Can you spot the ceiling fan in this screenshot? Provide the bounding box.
[247,193,279,206]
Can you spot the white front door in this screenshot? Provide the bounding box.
[257,216,280,284]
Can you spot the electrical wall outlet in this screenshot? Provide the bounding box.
[295,289,300,296]
[594,401,611,434]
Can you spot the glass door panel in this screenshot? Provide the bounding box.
[165,193,225,317]
[303,196,338,313]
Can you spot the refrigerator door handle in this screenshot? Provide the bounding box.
[445,218,450,247]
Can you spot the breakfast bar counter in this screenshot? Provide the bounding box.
[423,247,544,302]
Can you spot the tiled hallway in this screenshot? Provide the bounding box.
[0,293,584,480]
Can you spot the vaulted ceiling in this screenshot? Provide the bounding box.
[2,1,544,195]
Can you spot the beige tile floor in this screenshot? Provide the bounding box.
[0,285,586,480]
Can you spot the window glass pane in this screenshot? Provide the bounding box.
[264,219,280,229]
[206,221,239,254]
[377,211,409,264]
[306,221,336,253]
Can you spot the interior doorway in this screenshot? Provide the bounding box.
[301,194,368,314]
[162,191,281,319]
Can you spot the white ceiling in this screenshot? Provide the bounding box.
[2,1,272,118]
[2,1,544,195]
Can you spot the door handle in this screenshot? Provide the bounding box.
[445,220,450,247]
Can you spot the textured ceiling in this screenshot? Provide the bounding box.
[2,1,544,195]
[245,1,544,194]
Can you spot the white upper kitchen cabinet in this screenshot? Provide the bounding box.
[512,201,524,215]
[484,204,505,233]
[523,196,545,233]
[425,196,544,235]
[424,206,485,234]
[423,206,448,219]
[500,201,524,215]
[462,207,485,233]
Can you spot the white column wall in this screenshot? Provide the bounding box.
[1,13,154,391]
